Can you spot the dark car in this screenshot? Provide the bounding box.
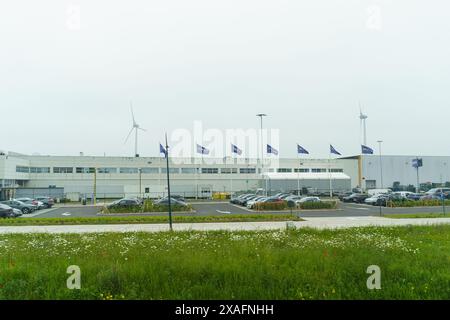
[262,197,285,204]
[230,194,251,204]
[342,193,368,203]
[15,198,43,210]
[236,194,257,206]
[338,192,353,201]
[0,204,14,218]
[107,198,141,209]
[0,200,35,214]
[35,196,55,208]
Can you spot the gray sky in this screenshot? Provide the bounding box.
[1,0,449,158]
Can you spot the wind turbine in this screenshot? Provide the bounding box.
[124,102,146,157]
[359,103,368,146]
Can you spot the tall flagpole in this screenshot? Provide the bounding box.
[329,147,333,199]
[165,133,173,231]
[297,146,300,196]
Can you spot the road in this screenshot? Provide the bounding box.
[19,202,449,219]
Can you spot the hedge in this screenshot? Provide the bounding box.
[254,202,288,211]
[102,200,192,214]
[387,200,450,208]
[299,201,338,210]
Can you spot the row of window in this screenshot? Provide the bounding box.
[17,166,343,174]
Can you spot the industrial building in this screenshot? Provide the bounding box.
[1,151,449,201]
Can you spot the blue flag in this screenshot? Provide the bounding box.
[267,144,279,156]
[159,144,167,158]
[196,144,210,155]
[330,145,342,156]
[361,145,374,155]
[231,144,242,155]
[297,144,309,155]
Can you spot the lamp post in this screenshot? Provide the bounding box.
[256,114,267,196]
[377,140,383,216]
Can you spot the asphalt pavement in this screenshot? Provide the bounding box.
[18,201,449,219]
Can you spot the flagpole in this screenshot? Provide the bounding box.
[297,146,300,196]
[329,148,333,199]
[165,134,173,231]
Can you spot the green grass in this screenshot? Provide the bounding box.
[1,225,450,299]
[385,212,449,219]
[0,214,302,226]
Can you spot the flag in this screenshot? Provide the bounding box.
[297,144,309,155]
[231,144,242,155]
[159,144,167,158]
[412,158,423,168]
[361,145,374,155]
[267,144,279,156]
[196,144,210,155]
[330,145,341,156]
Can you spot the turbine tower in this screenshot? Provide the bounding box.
[359,103,368,146]
[124,102,146,157]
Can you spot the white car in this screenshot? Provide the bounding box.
[247,196,267,209]
[296,196,321,205]
[392,191,414,200]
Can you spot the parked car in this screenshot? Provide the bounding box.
[261,197,285,204]
[367,189,392,197]
[337,192,353,201]
[364,195,383,205]
[421,188,450,200]
[0,203,14,218]
[230,194,251,205]
[236,194,257,206]
[297,196,321,204]
[392,192,414,200]
[0,200,36,214]
[246,196,267,209]
[11,208,23,217]
[107,198,141,209]
[241,195,261,206]
[15,198,45,210]
[406,193,423,201]
[35,196,55,208]
[342,193,369,203]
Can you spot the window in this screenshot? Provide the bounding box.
[76,167,95,174]
[30,167,50,173]
[221,168,237,174]
[294,168,310,173]
[312,168,327,173]
[181,168,197,174]
[53,167,73,174]
[277,168,292,173]
[329,168,344,173]
[141,168,159,174]
[161,168,179,174]
[201,168,219,174]
[97,168,117,174]
[120,168,139,174]
[16,166,30,173]
[240,168,256,174]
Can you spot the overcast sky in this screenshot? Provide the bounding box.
[1,0,449,158]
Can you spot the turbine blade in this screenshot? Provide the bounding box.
[139,127,147,132]
[130,102,136,125]
[124,127,134,144]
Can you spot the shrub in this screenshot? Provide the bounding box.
[254,202,288,211]
[102,200,192,214]
[387,200,450,208]
[299,201,337,210]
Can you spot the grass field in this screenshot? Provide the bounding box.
[1,225,450,300]
[385,213,449,219]
[0,214,302,226]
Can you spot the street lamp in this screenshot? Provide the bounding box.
[257,114,267,195]
[377,141,384,188]
[377,140,383,216]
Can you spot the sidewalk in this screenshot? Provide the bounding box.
[2,216,450,234]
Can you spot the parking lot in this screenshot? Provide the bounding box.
[16,201,448,219]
